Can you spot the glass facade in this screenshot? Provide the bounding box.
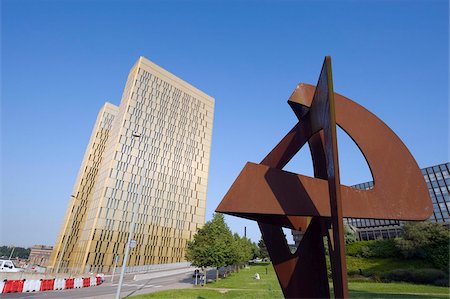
[345,162,450,240]
[423,163,450,223]
[49,57,214,273]
[293,162,450,244]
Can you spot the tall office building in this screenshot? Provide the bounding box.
[48,57,214,273]
[292,162,450,245]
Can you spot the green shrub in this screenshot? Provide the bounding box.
[369,239,400,258]
[434,278,450,287]
[385,269,413,282]
[360,246,372,258]
[425,238,449,273]
[346,239,400,258]
[346,241,372,257]
[412,269,446,284]
[395,222,450,273]
[384,268,448,286]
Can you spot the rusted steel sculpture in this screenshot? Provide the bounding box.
[216,56,432,298]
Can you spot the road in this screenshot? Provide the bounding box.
[0,267,222,299]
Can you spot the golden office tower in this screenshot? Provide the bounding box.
[49,57,214,273]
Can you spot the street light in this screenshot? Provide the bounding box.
[116,132,142,299]
[56,194,77,273]
[8,247,15,260]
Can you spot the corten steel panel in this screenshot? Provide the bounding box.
[217,85,432,222]
[216,162,432,221]
[216,56,432,299]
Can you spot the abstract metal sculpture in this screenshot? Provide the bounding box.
[216,56,432,298]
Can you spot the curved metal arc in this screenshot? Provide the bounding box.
[289,84,432,220]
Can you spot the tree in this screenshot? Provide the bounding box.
[250,241,260,260]
[185,213,235,283]
[0,246,30,259]
[227,234,241,274]
[232,234,254,270]
[258,238,269,259]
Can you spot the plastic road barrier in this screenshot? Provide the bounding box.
[74,277,83,288]
[23,279,41,292]
[1,275,103,294]
[3,279,24,293]
[65,278,74,289]
[89,276,96,287]
[82,277,90,288]
[40,279,54,291]
[54,278,65,290]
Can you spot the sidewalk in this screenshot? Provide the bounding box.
[133,267,194,281]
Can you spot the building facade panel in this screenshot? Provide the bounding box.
[50,57,214,273]
[49,103,119,272]
[29,245,54,267]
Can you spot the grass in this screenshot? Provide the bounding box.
[131,263,450,299]
[131,288,282,299]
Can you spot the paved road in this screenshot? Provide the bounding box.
[0,267,222,299]
[0,270,195,299]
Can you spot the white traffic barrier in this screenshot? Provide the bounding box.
[54,278,65,290]
[89,276,96,287]
[0,280,5,293]
[74,278,83,288]
[23,279,41,292]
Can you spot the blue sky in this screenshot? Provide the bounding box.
[1,0,448,247]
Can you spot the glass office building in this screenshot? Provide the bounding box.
[345,162,450,240]
[48,57,214,273]
[293,162,450,244]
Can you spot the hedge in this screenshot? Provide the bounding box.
[383,268,448,287]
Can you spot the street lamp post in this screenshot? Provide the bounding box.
[115,133,142,299]
[56,194,77,273]
[8,247,15,260]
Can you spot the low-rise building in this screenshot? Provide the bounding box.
[28,245,53,267]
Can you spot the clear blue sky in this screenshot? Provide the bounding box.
[1,0,448,247]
